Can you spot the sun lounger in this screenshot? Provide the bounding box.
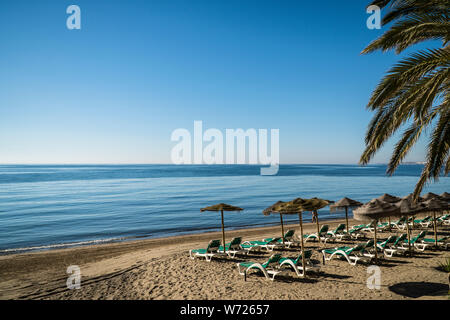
[321,242,373,266]
[376,235,397,257]
[237,253,283,281]
[279,250,321,277]
[263,229,297,248]
[326,224,346,242]
[189,239,222,262]
[304,225,330,243]
[383,233,407,256]
[243,237,282,251]
[217,237,246,258]
[413,216,432,227]
[391,217,407,230]
[437,214,450,226]
[346,225,365,239]
[400,231,429,252]
[420,236,449,249]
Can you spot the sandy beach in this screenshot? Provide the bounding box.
[0,218,448,300]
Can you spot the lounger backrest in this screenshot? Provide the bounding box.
[348,243,365,253]
[294,250,312,264]
[284,229,295,240]
[269,237,282,244]
[207,240,221,253]
[393,234,407,246]
[335,224,345,233]
[263,253,282,268]
[382,235,396,247]
[364,239,374,248]
[417,230,427,240]
[228,237,242,249]
[319,225,329,235]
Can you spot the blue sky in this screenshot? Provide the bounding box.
[0,0,435,164]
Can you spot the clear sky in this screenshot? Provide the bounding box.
[0,0,433,164]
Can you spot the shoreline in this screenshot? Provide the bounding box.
[1,216,448,300]
[0,215,345,256]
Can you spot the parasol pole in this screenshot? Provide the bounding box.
[298,212,306,277]
[345,206,349,233]
[220,209,226,254]
[433,211,438,248]
[373,219,378,264]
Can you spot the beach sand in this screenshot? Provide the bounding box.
[0,218,449,300]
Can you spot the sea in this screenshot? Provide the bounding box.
[0,164,448,254]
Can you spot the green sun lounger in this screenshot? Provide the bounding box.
[243,237,282,251]
[376,235,397,257]
[321,242,373,266]
[218,237,246,258]
[264,229,297,248]
[413,216,432,227]
[189,239,222,262]
[326,224,346,241]
[237,253,282,281]
[401,231,429,251]
[279,250,321,276]
[304,225,330,243]
[421,236,449,249]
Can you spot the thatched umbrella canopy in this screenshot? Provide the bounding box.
[330,197,363,233]
[440,192,450,202]
[377,193,401,203]
[421,198,450,248]
[353,199,400,264]
[200,203,243,253]
[271,200,308,277]
[394,197,426,256]
[376,194,401,228]
[290,197,334,245]
[263,201,288,245]
[421,192,441,201]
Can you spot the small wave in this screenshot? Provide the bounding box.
[0,237,129,254]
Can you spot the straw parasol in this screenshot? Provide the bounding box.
[377,194,401,228]
[200,203,243,253]
[353,199,401,263]
[421,192,441,201]
[295,197,334,245]
[330,197,363,233]
[421,198,449,248]
[263,201,288,245]
[377,193,401,203]
[394,197,426,256]
[270,200,308,277]
[440,192,450,202]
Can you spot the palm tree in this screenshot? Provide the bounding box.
[360,0,450,200]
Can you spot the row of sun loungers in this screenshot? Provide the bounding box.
[189,219,449,280]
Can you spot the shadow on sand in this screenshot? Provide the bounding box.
[388,281,449,298]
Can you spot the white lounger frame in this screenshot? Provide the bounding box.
[237,262,282,281]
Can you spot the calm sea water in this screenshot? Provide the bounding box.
[0,164,448,254]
